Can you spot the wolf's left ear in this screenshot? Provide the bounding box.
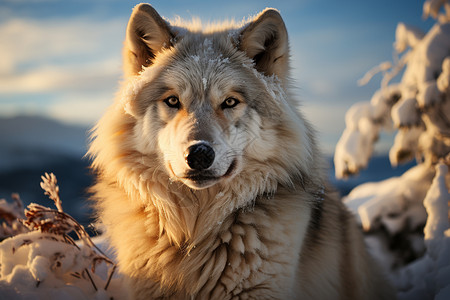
[239,9,289,80]
[123,4,174,77]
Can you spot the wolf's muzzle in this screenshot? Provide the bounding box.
[184,142,215,170]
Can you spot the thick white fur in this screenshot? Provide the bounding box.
[89,4,396,299]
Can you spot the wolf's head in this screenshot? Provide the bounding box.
[89,3,322,247]
[91,4,318,198]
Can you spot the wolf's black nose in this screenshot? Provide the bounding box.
[185,143,215,170]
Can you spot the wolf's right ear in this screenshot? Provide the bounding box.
[123,4,174,77]
[239,9,289,81]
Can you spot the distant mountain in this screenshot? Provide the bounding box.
[0,115,89,170]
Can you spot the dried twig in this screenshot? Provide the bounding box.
[104,265,117,290]
[84,268,98,291]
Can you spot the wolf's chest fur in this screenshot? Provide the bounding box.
[97,176,313,299]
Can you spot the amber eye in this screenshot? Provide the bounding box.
[164,96,180,109]
[221,97,240,109]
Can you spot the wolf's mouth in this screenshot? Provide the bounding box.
[182,159,237,184]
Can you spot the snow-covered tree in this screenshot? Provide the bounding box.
[335,1,450,299]
[335,0,450,177]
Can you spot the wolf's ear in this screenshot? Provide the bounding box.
[123,4,174,77]
[239,9,289,79]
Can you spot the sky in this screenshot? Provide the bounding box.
[0,0,435,154]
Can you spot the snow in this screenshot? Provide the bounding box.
[344,163,433,232]
[0,231,126,300]
[344,161,450,299]
[389,127,423,166]
[394,23,425,53]
[423,0,445,20]
[437,57,450,92]
[423,163,449,251]
[394,162,450,300]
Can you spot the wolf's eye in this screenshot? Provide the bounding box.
[164,96,180,109]
[221,97,240,109]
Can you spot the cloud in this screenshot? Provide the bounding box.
[0,16,126,125]
[0,60,121,94]
[0,17,125,74]
[46,92,113,126]
[0,16,125,98]
[1,91,114,126]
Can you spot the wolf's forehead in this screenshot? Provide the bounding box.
[175,36,237,71]
[162,35,245,91]
[191,37,222,59]
[178,33,236,59]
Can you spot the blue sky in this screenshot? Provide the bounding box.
[0,0,434,154]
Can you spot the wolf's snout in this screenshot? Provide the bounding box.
[184,143,215,170]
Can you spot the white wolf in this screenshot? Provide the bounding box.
[89,3,396,299]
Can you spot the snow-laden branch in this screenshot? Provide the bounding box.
[334,0,450,179]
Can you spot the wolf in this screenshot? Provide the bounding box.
[89,3,395,299]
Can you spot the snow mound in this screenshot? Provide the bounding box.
[0,231,125,300]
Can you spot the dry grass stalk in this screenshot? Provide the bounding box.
[40,172,63,212]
